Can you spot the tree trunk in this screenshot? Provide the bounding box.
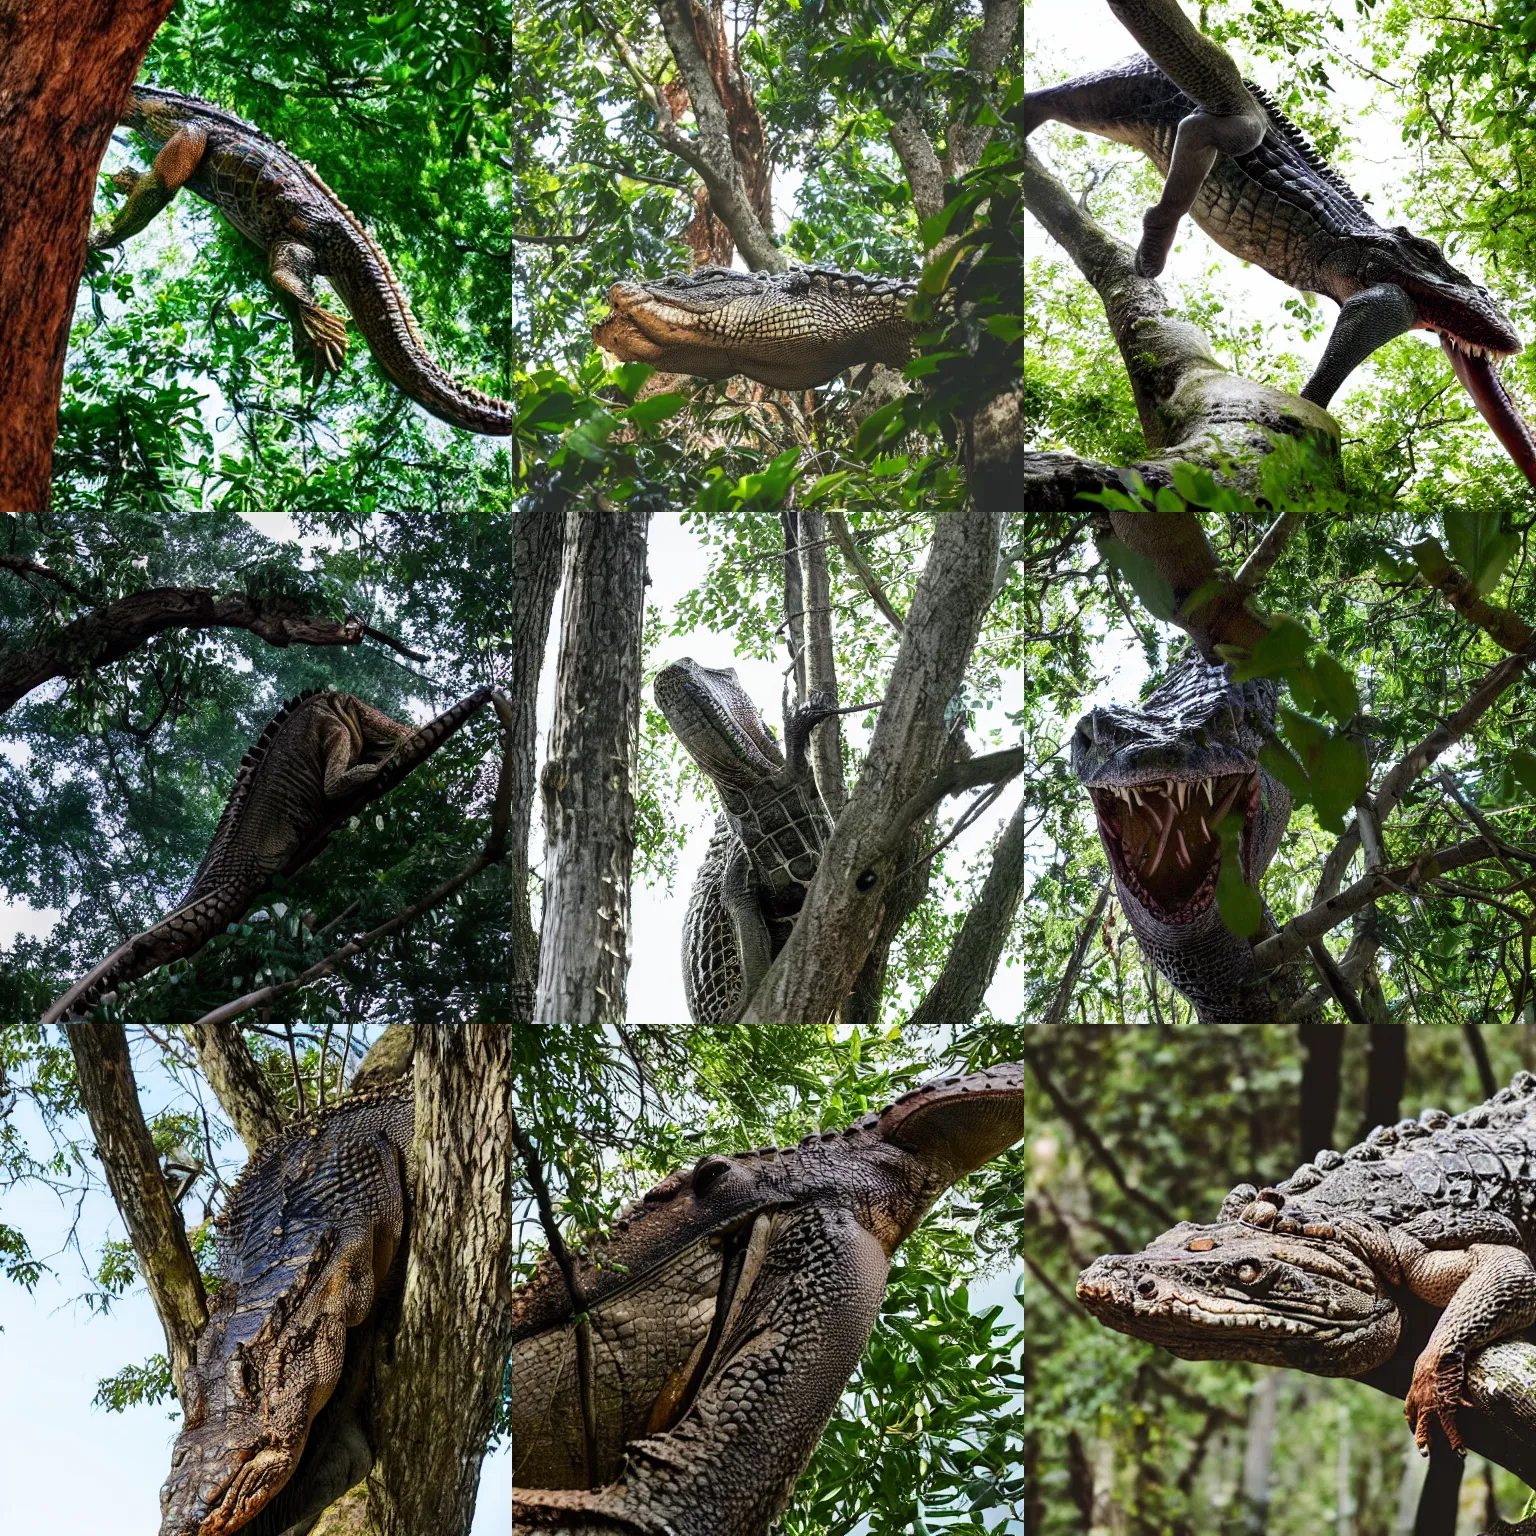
[505,489,567,1024]
[367,1022,515,1536]
[1357,970,1405,1141]
[534,504,650,1025]
[795,508,847,817]
[1297,1017,1343,1163]
[0,0,175,510]
[64,1021,206,1394]
[1240,1371,1279,1536]
[182,1023,285,1154]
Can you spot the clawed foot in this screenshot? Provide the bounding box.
[1406,1345,1468,1454]
[296,305,349,383]
[1135,210,1177,279]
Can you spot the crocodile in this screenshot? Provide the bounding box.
[653,658,839,1024]
[1022,46,1536,490]
[1070,652,1292,1022]
[160,1081,414,1536]
[509,1063,1024,1536]
[42,686,491,1023]
[1075,1068,1536,1514]
[158,1064,1022,1536]
[593,265,916,390]
[90,85,519,434]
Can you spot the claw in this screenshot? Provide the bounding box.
[1406,1346,1468,1455]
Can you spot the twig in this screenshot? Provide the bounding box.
[1234,507,1305,593]
[509,1110,600,1488]
[359,622,429,663]
[827,510,904,632]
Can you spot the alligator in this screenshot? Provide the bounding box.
[1022,41,1536,490]
[593,265,916,390]
[42,687,491,1023]
[1075,1068,1536,1517]
[509,1063,1024,1536]
[1070,652,1292,1022]
[90,85,519,434]
[653,658,839,1024]
[160,1080,414,1536]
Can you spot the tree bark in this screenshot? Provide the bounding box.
[0,588,372,715]
[793,509,847,816]
[742,505,1004,1024]
[64,1021,207,1395]
[181,1024,285,1154]
[1298,1017,1343,1163]
[367,1022,514,1536]
[0,0,176,510]
[505,491,567,1025]
[534,504,650,1025]
[908,788,1030,1027]
[1357,971,1405,1141]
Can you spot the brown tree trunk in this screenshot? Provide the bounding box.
[367,1023,515,1536]
[64,1021,207,1394]
[505,490,567,1024]
[534,505,650,1025]
[0,0,174,511]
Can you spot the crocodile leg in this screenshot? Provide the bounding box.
[1400,1241,1536,1452]
[268,241,350,383]
[1105,0,1267,278]
[1299,283,1420,407]
[720,840,773,1022]
[88,122,209,250]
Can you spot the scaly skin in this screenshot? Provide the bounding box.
[653,658,837,1024]
[510,1064,1024,1536]
[43,687,492,1022]
[1076,1070,1536,1472]
[91,86,518,434]
[160,1085,414,1536]
[593,265,916,389]
[1023,53,1536,489]
[1070,653,1293,1022]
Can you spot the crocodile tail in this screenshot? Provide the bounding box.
[40,882,252,1023]
[369,685,495,794]
[321,218,519,435]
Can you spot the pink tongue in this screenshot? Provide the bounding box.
[1441,335,1536,492]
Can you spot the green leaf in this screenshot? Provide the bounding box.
[1260,740,1311,803]
[851,400,907,459]
[1215,815,1262,938]
[1444,506,1518,594]
[1231,618,1311,682]
[1512,748,1536,798]
[1310,735,1369,834]
[1100,537,1177,621]
[1311,652,1360,724]
[1170,462,1219,507]
[621,392,688,429]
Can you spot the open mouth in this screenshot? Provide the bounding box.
[1440,333,1536,491]
[1090,771,1258,921]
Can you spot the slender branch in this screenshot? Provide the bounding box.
[509,1110,600,1490]
[827,510,904,633]
[1234,506,1306,592]
[795,510,847,816]
[1255,836,1500,973]
[180,1024,285,1153]
[877,745,1027,863]
[1413,537,1533,653]
[359,623,429,662]
[1040,882,1112,1033]
[1023,1043,1179,1228]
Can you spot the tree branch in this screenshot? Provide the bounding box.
[0,587,376,715]
[179,1025,285,1154]
[907,789,1035,1028]
[64,1023,207,1396]
[1413,536,1534,653]
[1254,836,1500,973]
[793,509,847,816]
[741,505,1005,1023]
[828,510,905,633]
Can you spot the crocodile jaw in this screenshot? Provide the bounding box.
[1441,335,1536,492]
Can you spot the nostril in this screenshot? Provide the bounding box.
[1136,1276,1158,1299]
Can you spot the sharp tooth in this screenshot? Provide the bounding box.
[1199,815,1210,839]
[1175,829,1191,868]
[1146,804,1175,876]
[1202,778,1214,804]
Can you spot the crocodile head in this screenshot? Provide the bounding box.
[1072,655,1288,932]
[159,1092,410,1536]
[593,265,915,390]
[510,1065,1022,1535]
[654,657,786,790]
[1076,1197,1401,1379]
[1345,227,1536,488]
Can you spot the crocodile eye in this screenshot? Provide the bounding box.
[691,1156,732,1197]
[1135,1275,1157,1298]
[1236,1260,1262,1284]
